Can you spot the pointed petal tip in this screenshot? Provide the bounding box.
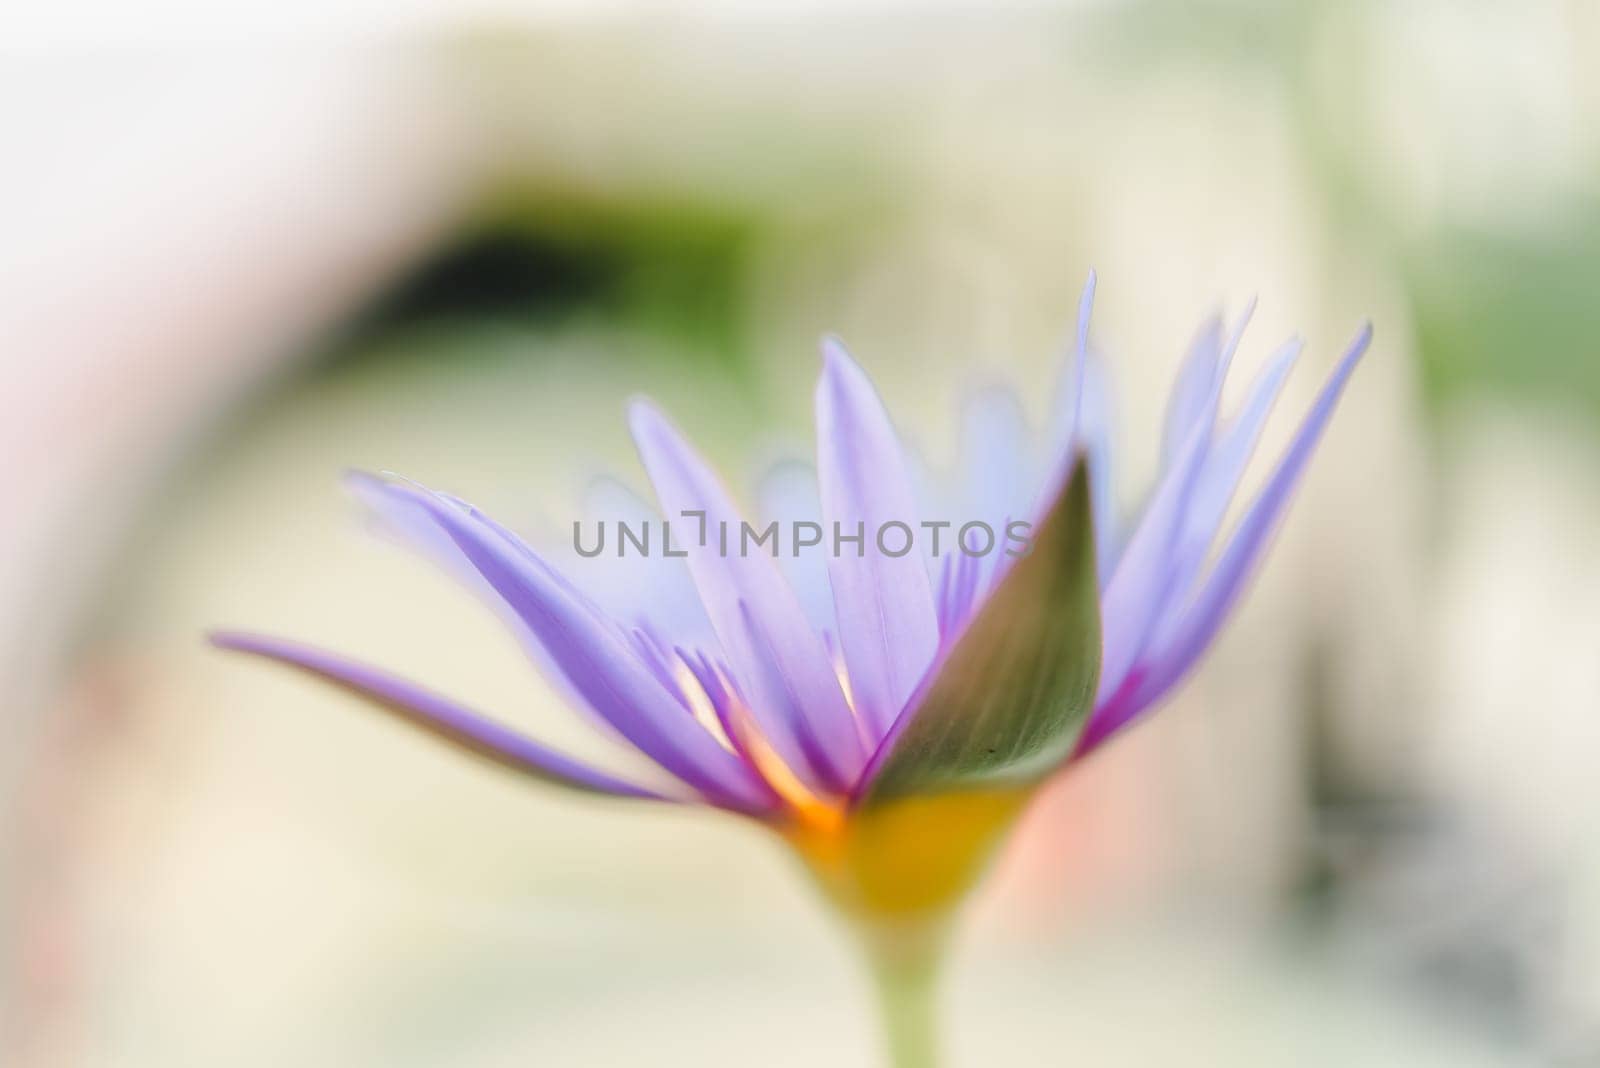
[1255,335,1305,379]
[1073,271,1099,367]
[818,335,863,386]
[1351,320,1375,353]
[962,376,1027,420]
[340,468,394,499]
[209,630,321,666]
[206,628,241,650]
[207,629,297,656]
[625,395,675,446]
[1326,320,1374,384]
[1106,314,1380,734]
[369,470,438,498]
[624,393,658,423]
[816,335,885,420]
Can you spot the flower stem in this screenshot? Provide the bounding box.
[863,923,945,1068]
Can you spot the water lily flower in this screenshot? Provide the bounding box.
[212,273,1370,1067]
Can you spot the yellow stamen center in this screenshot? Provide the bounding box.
[672,658,847,831]
[732,704,847,834]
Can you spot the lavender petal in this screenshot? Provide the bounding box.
[1095,302,1254,701]
[629,400,865,793]
[1105,323,1374,741]
[1160,315,1224,470]
[1161,336,1304,617]
[385,481,782,814]
[209,632,678,801]
[815,339,941,740]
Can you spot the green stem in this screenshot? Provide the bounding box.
[863,924,945,1068]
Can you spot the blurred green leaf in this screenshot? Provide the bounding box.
[1410,217,1600,417]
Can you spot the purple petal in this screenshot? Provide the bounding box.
[628,400,865,793]
[1162,336,1304,610]
[348,470,477,584]
[935,553,959,637]
[1161,315,1224,470]
[934,548,994,641]
[1069,270,1096,433]
[1075,355,1118,581]
[569,477,715,648]
[1097,322,1373,744]
[346,471,613,737]
[209,632,677,801]
[379,481,781,814]
[736,599,862,785]
[1043,276,1118,580]
[960,383,1035,536]
[1043,272,1098,489]
[755,460,837,636]
[678,646,764,771]
[814,339,941,740]
[1094,302,1256,701]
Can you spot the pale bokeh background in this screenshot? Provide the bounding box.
[3,3,1598,1065]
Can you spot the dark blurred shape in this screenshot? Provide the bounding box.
[1295,639,1599,1063]
[325,191,758,375]
[373,228,620,325]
